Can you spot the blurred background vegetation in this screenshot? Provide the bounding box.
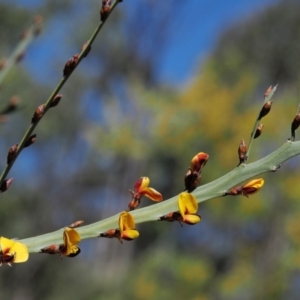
[1,0,300,299]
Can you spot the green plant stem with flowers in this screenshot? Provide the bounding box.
[2,0,300,265]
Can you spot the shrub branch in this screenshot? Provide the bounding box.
[19,139,300,253]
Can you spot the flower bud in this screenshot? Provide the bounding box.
[63,54,79,77]
[254,124,264,139]
[0,178,13,193]
[258,101,273,120]
[100,0,112,22]
[99,229,120,239]
[238,139,247,165]
[24,134,37,148]
[81,41,91,58]
[184,169,201,193]
[7,144,18,164]
[190,152,209,173]
[50,94,62,108]
[264,85,273,99]
[31,104,45,123]
[291,112,300,141]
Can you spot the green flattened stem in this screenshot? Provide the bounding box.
[19,140,300,253]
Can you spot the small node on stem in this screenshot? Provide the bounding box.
[291,112,300,141]
[258,101,273,120]
[69,220,84,228]
[31,104,45,123]
[7,144,18,164]
[82,41,91,58]
[63,54,79,77]
[50,94,62,108]
[254,124,264,139]
[15,52,25,63]
[237,139,247,166]
[100,0,112,22]
[24,134,37,148]
[159,212,183,227]
[0,178,13,193]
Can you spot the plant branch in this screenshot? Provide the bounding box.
[246,85,277,161]
[0,16,42,86]
[0,0,121,188]
[19,139,300,253]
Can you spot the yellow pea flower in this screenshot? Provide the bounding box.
[178,192,201,225]
[40,228,81,258]
[0,237,29,266]
[225,178,265,198]
[99,211,139,243]
[128,177,163,210]
[160,192,201,226]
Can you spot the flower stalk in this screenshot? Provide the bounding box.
[245,85,277,162]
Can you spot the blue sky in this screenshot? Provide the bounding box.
[4,0,276,87]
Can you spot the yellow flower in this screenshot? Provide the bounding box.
[128,177,163,210]
[0,237,29,266]
[40,228,81,258]
[178,192,201,225]
[119,211,139,241]
[241,178,264,197]
[99,211,139,243]
[225,178,265,198]
[160,192,201,226]
[60,228,81,257]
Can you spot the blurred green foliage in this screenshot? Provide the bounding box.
[1,0,300,299]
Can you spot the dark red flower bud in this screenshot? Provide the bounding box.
[184,169,201,193]
[100,0,112,22]
[0,178,13,193]
[258,101,273,120]
[254,124,264,139]
[24,134,37,148]
[7,144,18,164]
[63,54,79,77]
[291,112,300,141]
[31,104,45,123]
[50,94,62,108]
